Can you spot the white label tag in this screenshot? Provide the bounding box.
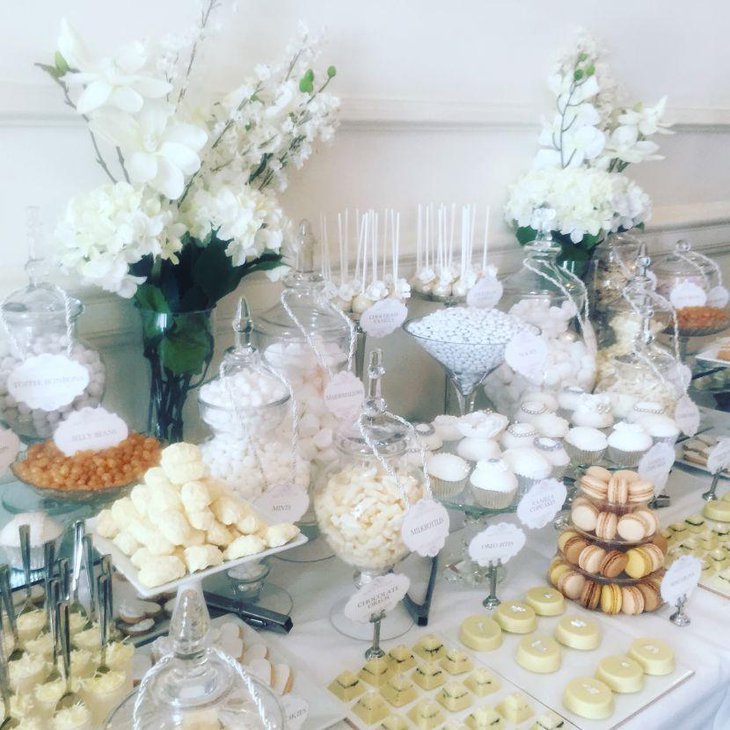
[401,498,450,557]
[675,395,700,437]
[7,354,89,411]
[516,479,567,529]
[707,438,730,475]
[466,275,503,309]
[281,695,309,730]
[0,428,20,475]
[468,522,526,567]
[324,371,365,419]
[359,298,408,338]
[638,442,676,494]
[661,555,701,604]
[344,573,410,623]
[504,332,547,380]
[670,281,707,309]
[677,363,692,392]
[253,484,309,524]
[52,407,128,456]
[707,286,730,309]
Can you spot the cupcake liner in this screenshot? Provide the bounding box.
[2,543,56,572]
[515,474,546,498]
[429,475,468,499]
[472,486,516,510]
[565,442,606,467]
[607,446,649,468]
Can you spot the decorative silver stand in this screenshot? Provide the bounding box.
[482,560,502,610]
[365,610,386,659]
[670,594,691,627]
[702,471,722,502]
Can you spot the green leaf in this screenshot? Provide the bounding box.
[35,62,63,80]
[134,284,171,314]
[54,51,69,75]
[327,65,337,78]
[574,69,584,81]
[515,226,538,245]
[158,313,214,375]
[192,239,245,305]
[585,64,595,77]
[299,69,315,93]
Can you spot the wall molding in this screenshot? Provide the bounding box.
[2,82,730,133]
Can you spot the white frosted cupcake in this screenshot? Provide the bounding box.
[470,459,518,509]
[456,411,509,440]
[533,412,570,439]
[608,391,639,419]
[533,437,570,480]
[414,423,443,451]
[0,512,63,571]
[457,438,501,463]
[515,400,549,425]
[571,394,614,430]
[557,386,586,417]
[426,453,470,498]
[607,421,653,466]
[502,447,552,495]
[501,422,539,450]
[432,415,462,442]
[634,414,681,446]
[521,390,559,413]
[565,427,608,465]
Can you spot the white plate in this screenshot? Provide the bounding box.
[136,614,345,730]
[88,515,308,599]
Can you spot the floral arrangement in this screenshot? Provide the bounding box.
[40,3,339,311]
[505,33,670,268]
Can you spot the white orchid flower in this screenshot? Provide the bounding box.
[91,104,207,199]
[604,125,662,164]
[618,97,672,136]
[58,19,171,115]
[560,125,606,167]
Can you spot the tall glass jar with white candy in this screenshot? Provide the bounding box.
[198,298,308,500]
[314,351,423,582]
[484,229,596,415]
[0,249,105,442]
[254,222,352,488]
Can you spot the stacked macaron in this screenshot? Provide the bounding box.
[549,466,666,615]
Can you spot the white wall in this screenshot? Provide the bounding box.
[2,0,730,431]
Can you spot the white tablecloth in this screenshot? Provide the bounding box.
[265,463,730,730]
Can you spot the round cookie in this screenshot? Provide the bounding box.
[554,615,601,650]
[634,509,658,537]
[642,543,664,572]
[600,583,622,615]
[636,581,661,612]
[621,586,645,615]
[607,476,629,505]
[600,550,628,578]
[494,602,537,634]
[579,581,601,610]
[625,548,652,579]
[563,677,614,720]
[564,536,590,564]
[704,500,730,522]
[525,587,565,617]
[558,530,581,553]
[580,473,608,501]
[578,545,606,574]
[595,512,618,541]
[596,655,644,693]
[628,638,675,675]
[572,501,599,533]
[459,615,503,652]
[617,514,646,542]
[628,479,654,503]
[515,634,561,673]
[556,570,586,601]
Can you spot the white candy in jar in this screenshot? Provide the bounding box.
[314,464,422,571]
[0,335,105,439]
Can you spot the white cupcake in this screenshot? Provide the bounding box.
[432,415,462,442]
[456,411,509,440]
[634,414,681,446]
[607,421,653,466]
[533,437,570,480]
[414,423,443,451]
[502,447,552,495]
[557,386,586,417]
[608,391,639,419]
[571,394,614,430]
[0,513,63,571]
[500,422,539,450]
[426,453,470,498]
[533,412,570,439]
[457,438,501,463]
[515,400,549,425]
[470,459,518,509]
[565,427,608,465]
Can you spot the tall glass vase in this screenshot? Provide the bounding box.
[137,306,215,443]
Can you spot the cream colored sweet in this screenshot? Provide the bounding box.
[457,438,501,462]
[8,653,49,693]
[607,421,653,455]
[24,632,53,659]
[525,587,565,616]
[635,414,680,443]
[34,678,68,721]
[315,464,421,571]
[50,705,93,730]
[469,459,518,509]
[456,411,509,440]
[628,638,675,675]
[554,615,601,651]
[106,641,135,680]
[571,394,614,429]
[54,649,94,680]
[459,615,503,652]
[501,448,552,482]
[596,655,644,693]
[516,634,562,673]
[563,677,614,720]
[498,692,534,723]
[494,601,537,634]
[426,453,470,484]
[463,667,500,697]
[80,669,131,726]
[17,609,46,645]
[72,627,100,653]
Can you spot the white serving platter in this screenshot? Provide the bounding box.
[87,515,307,599]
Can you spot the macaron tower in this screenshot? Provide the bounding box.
[549,466,666,615]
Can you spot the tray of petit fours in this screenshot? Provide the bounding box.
[664,495,730,599]
[676,429,730,477]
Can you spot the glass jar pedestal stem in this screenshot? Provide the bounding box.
[365,610,386,660]
[482,560,502,610]
[670,594,691,627]
[703,471,722,502]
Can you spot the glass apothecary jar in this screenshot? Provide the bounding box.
[484,229,596,415]
[314,351,423,582]
[198,299,308,501]
[106,589,283,729]
[254,222,352,473]
[0,258,105,442]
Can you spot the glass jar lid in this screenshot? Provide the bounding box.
[652,239,719,292]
